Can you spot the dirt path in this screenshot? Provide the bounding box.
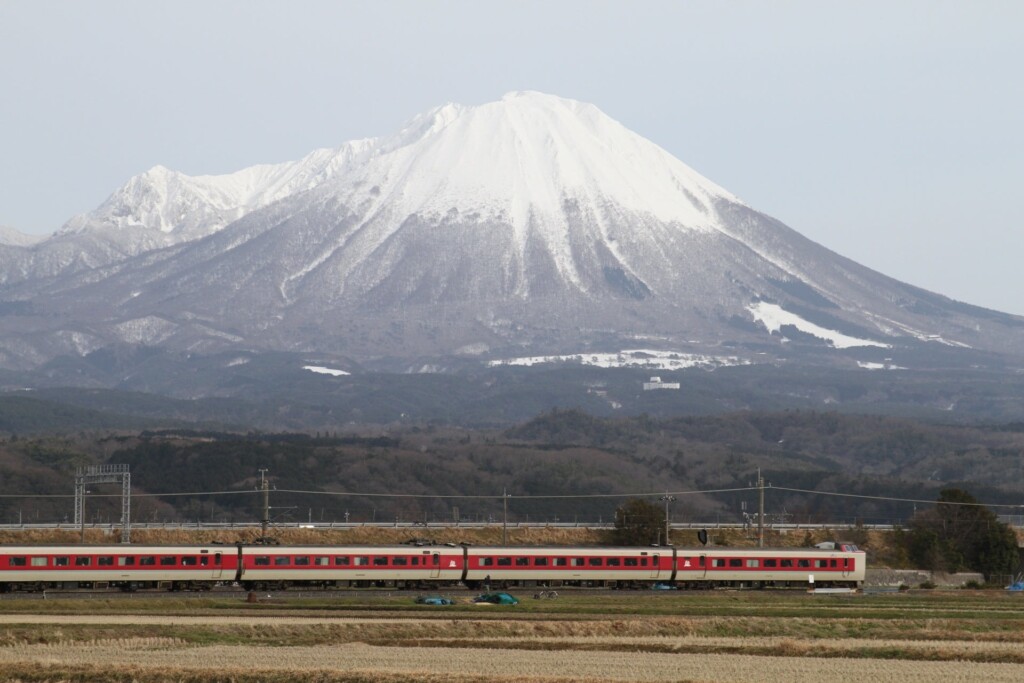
[0,613,414,625]
[2,641,1023,682]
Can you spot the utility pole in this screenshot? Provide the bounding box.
[80,491,87,543]
[660,494,676,545]
[502,488,509,546]
[757,469,765,548]
[259,469,270,541]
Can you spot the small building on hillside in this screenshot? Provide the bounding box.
[643,376,680,391]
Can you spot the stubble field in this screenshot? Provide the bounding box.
[0,590,1022,682]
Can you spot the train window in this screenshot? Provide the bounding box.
[729,559,742,568]
[830,559,838,568]
[334,556,350,566]
[181,557,197,566]
[294,556,310,566]
[9,557,25,567]
[711,559,726,568]
[373,556,388,566]
[200,556,209,566]
[274,556,290,566]
[640,558,648,567]
[815,560,828,568]
[763,559,777,568]
[410,557,419,566]
[75,557,91,567]
[588,558,603,567]
[534,557,548,566]
[55,556,70,566]
[118,557,135,566]
[746,559,759,568]
[254,556,271,566]
[160,557,176,566]
[780,559,793,568]
[624,558,638,567]
[797,559,810,568]
[606,558,620,567]
[515,557,530,566]
[432,554,440,566]
[98,556,114,566]
[553,557,567,567]
[479,557,494,567]
[314,557,330,566]
[496,557,512,566]
[354,556,369,566]
[140,556,156,566]
[570,558,585,567]
[32,557,48,567]
[392,557,408,566]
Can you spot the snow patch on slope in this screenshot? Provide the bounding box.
[113,316,177,345]
[303,365,350,377]
[748,302,890,349]
[487,348,749,370]
[858,361,907,370]
[864,313,973,348]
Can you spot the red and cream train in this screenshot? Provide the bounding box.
[0,543,865,592]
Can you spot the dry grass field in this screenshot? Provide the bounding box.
[0,590,1023,682]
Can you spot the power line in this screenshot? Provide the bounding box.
[0,490,254,500]
[772,486,1024,509]
[2,484,1021,509]
[0,486,756,501]
[274,486,757,500]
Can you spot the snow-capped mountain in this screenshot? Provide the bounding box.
[59,140,376,246]
[1,92,1022,380]
[0,140,375,288]
[0,226,45,247]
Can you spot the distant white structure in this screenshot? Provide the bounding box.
[643,376,679,390]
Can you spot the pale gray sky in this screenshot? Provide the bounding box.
[1,1,1022,314]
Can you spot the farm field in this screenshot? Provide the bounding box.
[0,590,1022,682]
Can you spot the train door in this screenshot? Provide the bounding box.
[211,552,223,580]
[430,552,441,578]
[649,553,661,580]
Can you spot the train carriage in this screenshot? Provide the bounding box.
[0,544,236,591]
[464,545,864,589]
[238,544,465,588]
[674,547,863,588]
[464,546,673,586]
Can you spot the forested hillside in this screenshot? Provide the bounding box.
[0,410,1021,530]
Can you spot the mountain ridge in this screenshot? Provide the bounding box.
[1,92,1022,404]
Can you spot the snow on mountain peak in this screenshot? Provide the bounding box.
[56,92,741,264]
[59,139,377,245]
[0,225,47,247]
[341,91,740,235]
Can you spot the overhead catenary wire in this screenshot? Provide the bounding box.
[273,486,758,500]
[771,486,1024,509]
[3,485,1020,510]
